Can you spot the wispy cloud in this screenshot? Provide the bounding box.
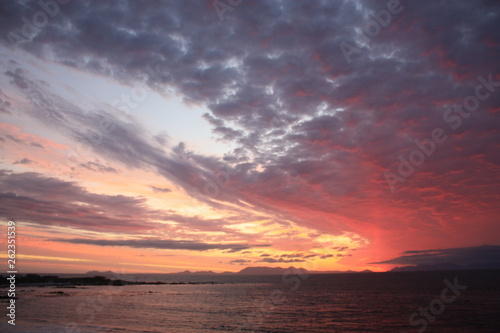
[50,238,271,252]
[0,170,164,232]
[149,185,172,193]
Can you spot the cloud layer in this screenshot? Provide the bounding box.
[371,245,500,270]
[0,0,499,268]
[50,237,270,252]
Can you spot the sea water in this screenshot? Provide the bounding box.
[1,270,499,332]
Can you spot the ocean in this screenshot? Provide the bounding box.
[1,270,500,332]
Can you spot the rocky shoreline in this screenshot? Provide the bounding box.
[0,274,220,288]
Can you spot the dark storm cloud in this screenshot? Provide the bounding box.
[371,245,500,268]
[50,237,270,252]
[0,0,499,248]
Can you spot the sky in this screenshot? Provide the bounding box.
[0,0,499,274]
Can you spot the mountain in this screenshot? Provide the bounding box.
[167,270,218,275]
[236,266,307,275]
[87,267,374,276]
[169,266,372,275]
[85,270,118,278]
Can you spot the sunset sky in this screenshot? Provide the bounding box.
[0,0,499,274]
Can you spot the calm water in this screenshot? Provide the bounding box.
[1,270,499,332]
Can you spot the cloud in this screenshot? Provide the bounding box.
[258,257,306,264]
[6,135,22,144]
[0,0,499,260]
[149,185,172,193]
[80,161,117,173]
[0,87,11,114]
[0,170,164,232]
[229,259,252,265]
[0,169,267,238]
[1,64,250,213]
[50,238,270,252]
[280,253,306,258]
[13,158,33,165]
[31,142,43,148]
[371,245,500,269]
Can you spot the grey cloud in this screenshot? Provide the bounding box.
[30,142,43,148]
[303,254,317,259]
[6,134,23,144]
[13,158,32,164]
[229,259,252,265]
[371,245,500,269]
[2,65,247,211]
[0,88,11,114]
[0,170,164,232]
[80,161,117,173]
[149,185,172,193]
[0,170,268,238]
[50,237,270,252]
[280,253,305,258]
[258,257,305,263]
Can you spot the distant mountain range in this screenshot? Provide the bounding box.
[87,264,500,277]
[390,262,500,272]
[86,266,373,276]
